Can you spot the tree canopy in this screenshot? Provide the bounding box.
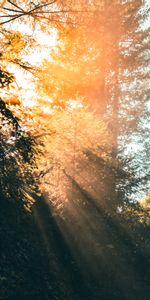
[0,1,150,299]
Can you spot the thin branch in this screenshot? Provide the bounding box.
[34,132,55,138]
[19,0,57,16]
[11,59,39,73]
[7,0,24,12]
[0,14,20,17]
[0,14,24,25]
[0,0,88,26]
[34,15,81,26]
[28,0,57,14]
[31,9,90,15]
[3,6,22,13]
[39,167,53,178]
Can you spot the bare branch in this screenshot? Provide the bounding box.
[31,9,90,15]
[7,0,24,12]
[28,0,57,14]
[0,14,20,17]
[33,15,81,26]
[3,6,22,13]
[19,0,57,16]
[0,14,24,25]
[0,0,88,26]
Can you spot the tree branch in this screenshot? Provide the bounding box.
[7,0,24,12]
[28,0,57,14]
[0,14,24,25]
[3,6,22,13]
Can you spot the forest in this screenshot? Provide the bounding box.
[0,1,150,299]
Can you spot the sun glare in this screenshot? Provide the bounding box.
[3,21,58,108]
[27,29,58,66]
[36,30,58,47]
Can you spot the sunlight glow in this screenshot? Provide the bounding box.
[27,30,58,66]
[3,21,58,107]
[67,100,84,110]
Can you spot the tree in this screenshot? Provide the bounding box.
[35,0,149,206]
[0,0,149,207]
[0,100,38,211]
[0,0,88,26]
[0,3,150,299]
[0,27,39,210]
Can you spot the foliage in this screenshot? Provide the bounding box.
[0,68,14,87]
[119,201,150,265]
[14,105,113,210]
[0,0,149,208]
[36,26,104,112]
[0,2,149,300]
[0,98,38,210]
[34,0,150,207]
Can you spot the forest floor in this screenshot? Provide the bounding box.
[0,192,150,300]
